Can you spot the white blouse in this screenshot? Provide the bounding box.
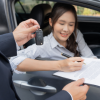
[10,29,95,74]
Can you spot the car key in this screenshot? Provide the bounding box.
[33,29,43,45]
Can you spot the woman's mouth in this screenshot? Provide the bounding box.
[60,33,68,37]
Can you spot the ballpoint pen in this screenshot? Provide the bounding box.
[61,53,86,64]
[61,53,71,58]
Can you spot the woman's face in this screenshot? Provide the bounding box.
[49,11,75,45]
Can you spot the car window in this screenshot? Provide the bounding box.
[15,0,55,13]
[74,5,100,17]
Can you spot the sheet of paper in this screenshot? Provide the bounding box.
[53,58,100,87]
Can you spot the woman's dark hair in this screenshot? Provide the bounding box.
[50,3,80,57]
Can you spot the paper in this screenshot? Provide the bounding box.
[53,58,100,87]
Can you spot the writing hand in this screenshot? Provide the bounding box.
[59,57,84,72]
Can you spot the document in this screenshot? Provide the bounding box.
[53,58,100,87]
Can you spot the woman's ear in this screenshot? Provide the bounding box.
[49,18,52,27]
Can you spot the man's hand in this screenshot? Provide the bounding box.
[13,19,40,46]
[62,78,89,100]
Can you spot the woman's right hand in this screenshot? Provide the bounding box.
[59,57,84,72]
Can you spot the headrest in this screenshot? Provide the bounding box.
[30,4,52,28]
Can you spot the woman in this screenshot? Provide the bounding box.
[10,3,96,73]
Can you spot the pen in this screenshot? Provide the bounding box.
[61,53,71,58]
[61,53,86,64]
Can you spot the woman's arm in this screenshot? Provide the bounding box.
[76,29,97,58]
[10,39,84,72]
[16,57,84,72]
[10,43,41,73]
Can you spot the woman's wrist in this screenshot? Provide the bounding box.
[57,60,66,71]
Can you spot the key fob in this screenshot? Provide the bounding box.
[34,29,43,45]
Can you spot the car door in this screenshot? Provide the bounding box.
[5,0,100,100]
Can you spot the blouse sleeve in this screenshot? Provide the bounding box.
[9,44,43,74]
[76,29,97,58]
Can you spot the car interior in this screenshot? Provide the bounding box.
[15,0,100,58]
[24,3,52,48]
[12,1,100,100]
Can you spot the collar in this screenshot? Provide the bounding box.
[48,32,64,49]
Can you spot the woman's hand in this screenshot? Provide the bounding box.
[59,57,84,72]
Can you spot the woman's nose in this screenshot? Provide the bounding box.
[63,25,69,32]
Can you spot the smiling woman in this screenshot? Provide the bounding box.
[0,0,100,99]
[49,3,79,56]
[11,1,100,100]
[10,3,96,74]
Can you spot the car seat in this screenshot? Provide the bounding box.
[24,4,52,48]
[83,32,100,58]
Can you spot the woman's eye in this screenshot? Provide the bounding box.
[60,23,64,25]
[69,24,74,26]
